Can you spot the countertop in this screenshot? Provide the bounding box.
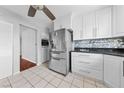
[71,50,124,57]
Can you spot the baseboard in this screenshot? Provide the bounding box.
[21,57,37,64]
[37,63,41,66]
[13,71,20,75]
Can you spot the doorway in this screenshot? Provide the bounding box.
[20,24,37,71]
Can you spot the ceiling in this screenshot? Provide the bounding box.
[0,5,110,23]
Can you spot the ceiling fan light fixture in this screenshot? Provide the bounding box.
[28,5,56,21]
[32,5,44,10]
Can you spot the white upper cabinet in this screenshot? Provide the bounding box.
[112,6,124,37]
[82,12,96,39]
[54,14,72,31]
[72,15,82,40]
[96,7,112,38]
[72,7,112,40]
[82,7,112,39]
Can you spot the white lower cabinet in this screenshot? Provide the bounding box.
[71,52,103,80]
[71,52,124,88]
[104,55,123,88]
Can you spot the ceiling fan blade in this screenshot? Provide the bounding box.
[42,5,56,20]
[28,6,37,17]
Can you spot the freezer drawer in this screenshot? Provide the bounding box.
[51,53,66,59]
[49,58,67,75]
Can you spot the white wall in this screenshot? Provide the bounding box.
[54,13,72,30]
[0,21,13,79]
[0,7,50,75]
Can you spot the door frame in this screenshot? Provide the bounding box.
[20,24,38,66]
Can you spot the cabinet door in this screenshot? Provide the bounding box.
[104,55,122,88]
[96,7,112,38]
[113,5,124,36]
[72,15,82,40]
[82,13,96,39]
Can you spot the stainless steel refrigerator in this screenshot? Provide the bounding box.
[49,28,72,75]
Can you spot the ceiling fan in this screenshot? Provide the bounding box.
[28,5,56,21]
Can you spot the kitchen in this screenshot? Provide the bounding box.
[53,5,124,88]
[0,5,124,88]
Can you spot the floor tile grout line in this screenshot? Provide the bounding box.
[67,76,74,88]
[83,78,84,88]
[41,75,62,88]
[7,77,12,88]
[56,79,63,88]
[13,78,30,88]
[29,74,54,88]
[95,81,97,88]
[7,75,29,88]
[44,82,57,88]
[43,82,49,88]
[70,77,74,88]
[71,76,84,88]
[22,75,35,88]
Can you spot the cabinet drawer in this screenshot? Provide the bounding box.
[72,56,103,70]
[49,58,67,74]
[72,59,103,70]
[72,66,103,80]
[72,52,92,57]
[72,52,103,61]
[72,61,103,71]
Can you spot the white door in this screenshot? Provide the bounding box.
[20,25,37,63]
[104,55,121,88]
[0,21,13,79]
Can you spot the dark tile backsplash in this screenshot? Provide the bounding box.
[74,37,124,49]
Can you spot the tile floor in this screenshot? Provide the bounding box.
[0,64,108,88]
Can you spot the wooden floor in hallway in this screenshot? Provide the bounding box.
[20,58,36,71]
